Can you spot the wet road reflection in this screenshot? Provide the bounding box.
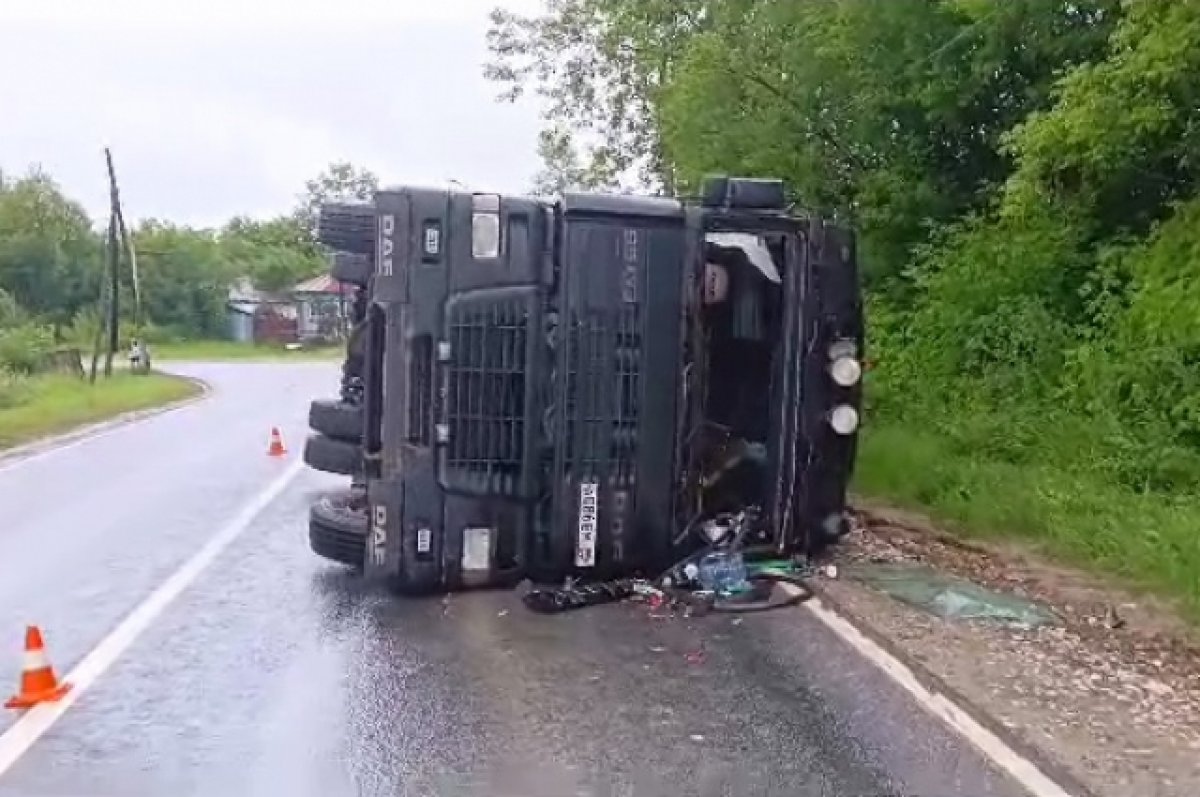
[0,365,1024,797]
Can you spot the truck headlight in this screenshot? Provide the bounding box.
[829,405,859,435]
[830,356,862,387]
[471,193,501,259]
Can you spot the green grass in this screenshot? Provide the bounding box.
[855,420,1200,622]
[152,340,343,362]
[0,372,200,451]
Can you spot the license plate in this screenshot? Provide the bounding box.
[462,527,491,572]
[575,481,598,567]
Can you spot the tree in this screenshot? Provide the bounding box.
[654,0,1120,288]
[485,0,721,191]
[133,221,234,339]
[294,162,379,237]
[0,169,102,325]
[530,125,620,195]
[220,215,324,292]
[1001,0,1200,238]
[223,215,315,256]
[489,0,1119,287]
[240,244,324,293]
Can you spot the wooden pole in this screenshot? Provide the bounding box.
[88,251,106,384]
[105,149,140,329]
[103,213,119,377]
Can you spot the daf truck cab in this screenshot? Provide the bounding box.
[323,177,863,596]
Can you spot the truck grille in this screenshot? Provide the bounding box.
[561,303,641,485]
[442,292,534,495]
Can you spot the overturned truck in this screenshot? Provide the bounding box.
[304,177,864,595]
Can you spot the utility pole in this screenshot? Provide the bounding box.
[88,229,107,384]
[91,148,139,379]
[106,149,140,328]
[103,213,119,377]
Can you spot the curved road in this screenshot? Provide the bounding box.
[0,363,1029,797]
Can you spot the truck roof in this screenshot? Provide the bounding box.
[559,191,683,219]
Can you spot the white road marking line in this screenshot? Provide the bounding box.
[788,587,1076,797]
[0,458,305,778]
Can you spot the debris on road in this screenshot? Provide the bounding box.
[848,561,1054,628]
[821,503,1200,797]
[520,553,814,618]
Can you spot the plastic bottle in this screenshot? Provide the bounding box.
[697,550,749,594]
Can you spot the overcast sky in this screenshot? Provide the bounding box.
[0,0,546,227]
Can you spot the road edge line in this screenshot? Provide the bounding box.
[0,375,211,472]
[783,582,1093,797]
[0,458,306,778]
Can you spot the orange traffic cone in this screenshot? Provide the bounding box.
[5,626,71,710]
[267,427,286,457]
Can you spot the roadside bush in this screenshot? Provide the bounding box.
[137,322,194,344]
[63,311,190,353]
[0,323,55,374]
[0,367,32,409]
[63,307,101,349]
[0,289,24,328]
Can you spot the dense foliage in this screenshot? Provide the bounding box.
[489,0,1200,609]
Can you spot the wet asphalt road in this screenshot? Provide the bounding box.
[0,363,1030,797]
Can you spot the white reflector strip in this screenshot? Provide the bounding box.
[22,649,49,671]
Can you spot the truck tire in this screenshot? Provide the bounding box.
[309,488,367,568]
[308,399,363,443]
[331,251,372,287]
[303,433,360,476]
[316,203,375,256]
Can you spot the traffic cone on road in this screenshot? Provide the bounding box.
[267,427,287,457]
[5,626,71,710]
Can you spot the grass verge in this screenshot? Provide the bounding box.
[855,420,1200,622]
[0,372,200,451]
[152,340,343,362]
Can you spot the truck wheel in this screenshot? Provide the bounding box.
[309,488,367,568]
[316,203,375,256]
[308,399,363,443]
[303,433,361,476]
[331,251,372,287]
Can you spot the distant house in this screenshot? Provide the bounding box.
[226,277,262,343]
[225,275,348,345]
[292,274,350,343]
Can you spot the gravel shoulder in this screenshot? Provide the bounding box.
[816,502,1200,797]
